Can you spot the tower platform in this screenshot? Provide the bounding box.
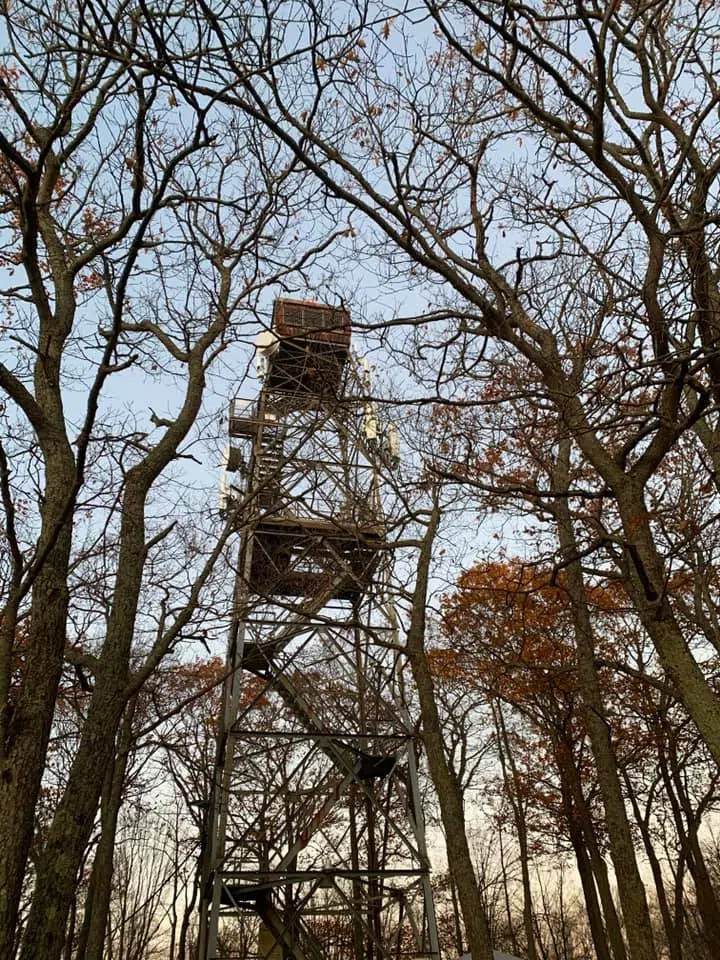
[246,515,384,599]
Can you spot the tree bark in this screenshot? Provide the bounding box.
[559,743,628,960]
[553,739,613,960]
[493,702,539,960]
[614,482,720,768]
[0,503,73,958]
[405,501,495,960]
[18,480,147,960]
[76,697,136,960]
[625,772,683,960]
[553,440,657,960]
[0,180,77,953]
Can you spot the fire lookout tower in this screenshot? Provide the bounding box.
[198,299,440,960]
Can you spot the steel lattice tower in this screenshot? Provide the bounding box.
[198,299,440,960]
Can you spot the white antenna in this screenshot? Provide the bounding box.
[361,355,372,386]
[385,422,400,467]
[255,330,279,380]
[363,402,378,444]
[360,356,377,444]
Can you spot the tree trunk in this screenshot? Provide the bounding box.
[448,872,464,955]
[0,447,74,958]
[493,702,539,960]
[76,697,136,960]
[179,872,199,960]
[612,482,720,767]
[19,685,130,960]
[0,137,82,956]
[554,740,613,960]
[562,745,628,960]
[658,732,720,950]
[625,772,683,960]
[548,374,720,770]
[405,502,495,960]
[19,482,149,960]
[554,440,657,960]
[20,338,214,959]
[496,828,520,956]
